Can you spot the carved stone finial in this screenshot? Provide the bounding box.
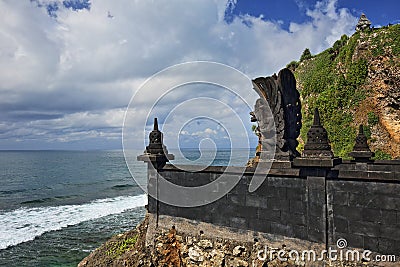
[302,108,334,158]
[146,118,165,155]
[153,117,159,131]
[356,13,371,32]
[348,125,374,162]
[313,107,321,125]
[137,118,174,169]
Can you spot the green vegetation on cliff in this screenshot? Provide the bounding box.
[106,235,137,259]
[289,24,400,159]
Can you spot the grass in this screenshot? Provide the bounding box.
[106,235,138,259]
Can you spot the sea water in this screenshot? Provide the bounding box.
[0,149,253,266]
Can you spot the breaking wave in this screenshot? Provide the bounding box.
[0,194,147,250]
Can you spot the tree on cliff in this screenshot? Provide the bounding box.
[300,48,312,62]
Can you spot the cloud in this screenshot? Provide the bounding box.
[0,0,358,149]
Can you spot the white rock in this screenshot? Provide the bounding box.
[198,239,213,249]
[233,245,246,256]
[188,246,205,262]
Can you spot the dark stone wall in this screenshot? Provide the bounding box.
[327,161,400,255]
[147,161,400,255]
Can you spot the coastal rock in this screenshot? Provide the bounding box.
[77,259,88,267]
[210,249,225,266]
[188,246,205,262]
[198,239,213,249]
[186,236,195,245]
[233,245,246,256]
[226,257,249,267]
[78,213,386,266]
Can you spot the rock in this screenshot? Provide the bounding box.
[210,249,225,267]
[181,244,189,255]
[176,234,183,242]
[189,246,205,262]
[186,236,194,246]
[156,242,164,253]
[77,259,87,267]
[233,245,246,256]
[226,257,249,267]
[198,239,213,249]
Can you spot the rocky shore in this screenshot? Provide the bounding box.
[78,213,397,267]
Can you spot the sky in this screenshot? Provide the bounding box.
[0,0,399,150]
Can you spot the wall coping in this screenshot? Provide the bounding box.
[161,160,400,183]
[162,163,301,177]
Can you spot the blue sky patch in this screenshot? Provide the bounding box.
[225,0,400,30]
[62,0,91,11]
[224,0,310,30]
[46,2,59,18]
[31,0,91,18]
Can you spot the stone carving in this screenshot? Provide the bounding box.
[145,118,167,155]
[302,108,334,158]
[356,13,371,32]
[348,125,374,162]
[251,68,302,161]
[293,108,342,167]
[138,118,174,169]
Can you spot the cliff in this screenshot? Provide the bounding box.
[289,24,400,159]
[79,213,390,267]
[78,213,302,267]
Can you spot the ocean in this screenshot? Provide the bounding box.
[0,149,253,266]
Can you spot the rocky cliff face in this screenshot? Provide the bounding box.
[362,49,400,157]
[353,26,400,158]
[292,24,400,159]
[78,214,305,267]
[78,213,396,267]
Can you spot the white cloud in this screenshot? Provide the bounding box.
[190,128,218,137]
[0,0,358,149]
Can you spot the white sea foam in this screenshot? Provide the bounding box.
[0,194,147,250]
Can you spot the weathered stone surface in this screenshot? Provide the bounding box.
[198,239,213,249]
[233,245,246,257]
[225,257,249,267]
[250,68,302,162]
[154,165,400,257]
[210,249,225,267]
[79,213,400,266]
[189,246,205,262]
[302,108,334,158]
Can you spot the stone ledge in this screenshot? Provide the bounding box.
[162,163,302,177]
[293,157,342,168]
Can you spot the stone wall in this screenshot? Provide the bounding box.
[328,161,400,255]
[147,160,400,256]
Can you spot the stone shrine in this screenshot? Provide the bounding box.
[356,13,372,32]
